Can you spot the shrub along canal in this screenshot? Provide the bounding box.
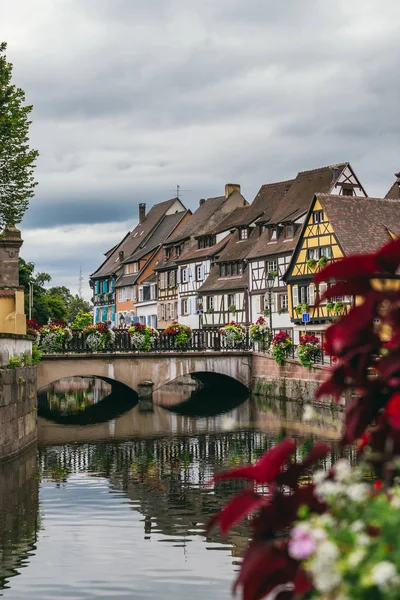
[0,377,347,599]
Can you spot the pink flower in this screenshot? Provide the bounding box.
[288,526,317,560]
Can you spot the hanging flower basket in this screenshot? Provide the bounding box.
[83,323,115,352]
[249,316,271,349]
[38,323,72,354]
[270,330,292,364]
[164,321,192,349]
[297,334,321,367]
[128,322,159,351]
[219,321,246,348]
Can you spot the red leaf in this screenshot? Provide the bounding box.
[211,488,269,535]
[376,237,400,273]
[315,365,348,402]
[276,443,331,488]
[213,439,296,485]
[385,392,400,429]
[342,389,384,445]
[315,278,373,306]
[314,254,377,284]
[293,568,313,594]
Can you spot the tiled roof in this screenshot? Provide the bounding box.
[0,289,17,297]
[246,225,302,260]
[268,163,348,224]
[385,172,400,200]
[197,265,248,293]
[91,198,183,279]
[175,236,231,264]
[141,272,157,285]
[166,196,227,244]
[317,194,400,255]
[213,228,259,263]
[122,211,189,263]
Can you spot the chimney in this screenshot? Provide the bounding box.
[119,250,124,262]
[225,183,241,198]
[139,203,146,223]
[199,198,206,206]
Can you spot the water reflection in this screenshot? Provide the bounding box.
[0,447,39,594]
[0,378,351,599]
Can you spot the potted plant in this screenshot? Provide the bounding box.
[219,321,246,348]
[164,321,192,349]
[297,333,321,367]
[263,307,271,317]
[267,270,278,279]
[307,258,317,270]
[38,322,73,354]
[295,303,309,316]
[278,307,288,315]
[228,304,237,314]
[326,300,335,314]
[334,300,345,315]
[318,255,329,268]
[270,330,293,365]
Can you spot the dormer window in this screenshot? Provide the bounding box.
[342,187,354,196]
[198,236,215,249]
[164,248,171,260]
[239,227,248,240]
[175,245,181,257]
[286,225,294,238]
[270,228,277,240]
[133,262,138,273]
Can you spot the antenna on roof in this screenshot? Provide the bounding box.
[78,265,84,298]
[169,185,191,199]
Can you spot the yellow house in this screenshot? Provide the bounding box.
[0,227,26,335]
[284,194,400,343]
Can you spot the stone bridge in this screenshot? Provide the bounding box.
[37,351,253,393]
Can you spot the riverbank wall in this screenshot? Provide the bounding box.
[0,366,37,460]
[251,352,343,407]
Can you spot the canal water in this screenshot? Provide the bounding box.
[0,377,348,599]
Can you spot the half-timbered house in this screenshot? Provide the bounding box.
[155,185,246,329]
[284,194,400,342]
[90,198,186,326]
[246,163,367,337]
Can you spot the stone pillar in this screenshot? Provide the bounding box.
[0,227,23,287]
[138,380,154,412]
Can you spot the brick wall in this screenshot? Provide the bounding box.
[0,366,37,459]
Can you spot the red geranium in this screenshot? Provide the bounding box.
[299,334,319,345]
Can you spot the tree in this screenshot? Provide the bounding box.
[67,295,92,323]
[0,42,38,230]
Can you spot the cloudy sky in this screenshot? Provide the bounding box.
[3,0,400,298]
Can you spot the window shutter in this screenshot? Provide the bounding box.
[201,264,205,280]
[292,285,299,307]
[177,268,181,284]
[308,284,315,306]
[190,297,196,314]
[319,283,327,303]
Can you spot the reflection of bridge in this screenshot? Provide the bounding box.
[37,351,252,392]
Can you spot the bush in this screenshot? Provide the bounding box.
[219,321,246,348]
[83,322,115,352]
[128,322,159,351]
[7,356,22,369]
[71,311,92,330]
[249,316,271,345]
[297,333,321,367]
[164,322,192,349]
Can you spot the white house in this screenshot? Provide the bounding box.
[135,274,158,329]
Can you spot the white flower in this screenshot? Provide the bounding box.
[333,459,351,482]
[313,469,326,485]
[318,513,335,527]
[391,495,400,509]
[371,561,397,589]
[350,520,364,533]
[313,570,341,593]
[347,548,365,568]
[303,404,315,421]
[346,483,368,503]
[316,480,342,499]
[357,533,370,546]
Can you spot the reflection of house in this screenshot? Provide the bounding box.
[285,194,400,342]
[155,185,246,329]
[90,199,187,326]
[246,164,367,338]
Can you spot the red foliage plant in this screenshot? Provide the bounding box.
[299,334,319,346]
[209,236,400,600]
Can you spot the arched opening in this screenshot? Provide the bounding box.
[37,376,138,426]
[156,372,249,417]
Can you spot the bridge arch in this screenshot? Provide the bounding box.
[37,352,253,393]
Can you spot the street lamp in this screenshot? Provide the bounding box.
[266,273,274,333]
[119,313,126,329]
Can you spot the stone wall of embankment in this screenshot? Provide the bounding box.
[0,366,37,460]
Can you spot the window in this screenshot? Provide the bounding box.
[181,267,189,283]
[161,304,166,320]
[279,294,288,310]
[270,229,277,240]
[312,211,324,224]
[196,265,203,281]
[150,285,156,300]
[175,245,181,257]
[342,187,354,196]
[238,262,244,275]
[239,228,248,240]
[206,296,214,311]
[307,246,333,260]
[267,260,277,274]
[286,225,294,238]
[118,288,123,301]
[133,262,138,273]
[164,248,171,260]
[138,288,143,302]
[168,270,176,287]
[159,272,166,289]
[228,294,236,307]
[220,263,226,277]
[152,315,157,329]
[139,316,146,325]
[124,264,129,275]
[182,299,189,315]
